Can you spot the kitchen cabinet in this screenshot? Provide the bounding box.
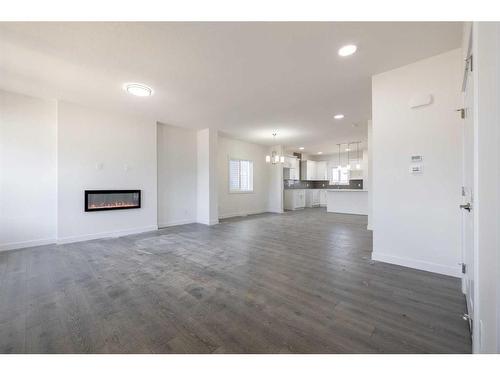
[284,156,300,180]
[305,189,320,207]
[316,161,327,180]
[319,189,327,206]
[284,189,305,210]
[301,160,317,181]
[301,160,328,181]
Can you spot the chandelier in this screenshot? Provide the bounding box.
[265,133,284,164]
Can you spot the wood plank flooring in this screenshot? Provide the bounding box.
[0,208,471,353]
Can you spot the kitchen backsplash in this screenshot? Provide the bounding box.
[284,179,363,190]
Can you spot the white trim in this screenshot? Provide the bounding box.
[219,209,267,220]
[57,225,158,244]
[158,219,195,228]
[196,218,219,226]
[372,251,461,278]
[0,237,56,252]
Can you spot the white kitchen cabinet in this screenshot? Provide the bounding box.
[284,156,300,180]
[284,189,305,210]
[305,189,320,207]
[316,161,327,180]
[301,160,317,180]
[319,189,327,206]
[300,160,328,180]
[283,156,293,169]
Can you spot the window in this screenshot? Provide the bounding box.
[331,166,350,185]
[229,159,254,193]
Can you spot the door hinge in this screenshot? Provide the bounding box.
[459,262,467,274]
[456,108,465,119]
[462,313,473,334]
[461,186,466,196]
[465,55,473,72]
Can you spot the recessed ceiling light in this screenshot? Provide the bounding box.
[317,151,323,155]
[334,114,344,120]
[123,83,154,97]
[338,44,357,57]
[299,147,305,150]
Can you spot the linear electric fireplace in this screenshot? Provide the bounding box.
[84,190,141,212]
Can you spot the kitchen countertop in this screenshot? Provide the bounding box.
[327,189,368,192]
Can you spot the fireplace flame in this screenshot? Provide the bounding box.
[89,201,138,209]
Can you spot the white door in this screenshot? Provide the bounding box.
[461,49,474,332]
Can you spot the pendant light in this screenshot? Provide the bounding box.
[337,144,341,169]
[356,142,361,169]
[346,142,352,170]
[265,133,284,165]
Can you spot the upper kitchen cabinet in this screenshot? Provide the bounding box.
[301,160,316,180]
[301,159,328,181]
[284,156,300,180]
[316,161,327,180]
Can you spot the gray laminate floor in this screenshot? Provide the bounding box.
[0,208,471,353]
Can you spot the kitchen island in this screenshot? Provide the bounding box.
[326,189,368,215]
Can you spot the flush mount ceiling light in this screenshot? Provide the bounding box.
[338,44,357,57]
[299,147,305,150]
[123,83,154,97]
[334,114,345,120]
[317,151,323,155]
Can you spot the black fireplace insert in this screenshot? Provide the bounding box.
[84,190,141,212]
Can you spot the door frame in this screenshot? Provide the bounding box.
[460,22,482,353]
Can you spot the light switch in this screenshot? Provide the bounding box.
[96,162,103,170]
[409,164,423,174]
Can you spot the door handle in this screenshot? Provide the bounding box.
[460,203,472,212]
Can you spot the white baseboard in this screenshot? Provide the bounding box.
[372,251,461,278]
[158,219,195,228]
[219,209,267,220]
[57,225,158,245]
[0,237,56,252]
[196,218,219,226]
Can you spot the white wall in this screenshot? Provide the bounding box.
[57,101,158,243]
[472,22,500,353]
[371,49,463,277]
[0,90,57,251]
[196,128,218,225]
[217,136,269,219]
[157,123,197,227]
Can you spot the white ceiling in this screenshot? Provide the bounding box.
[0,22,462,154]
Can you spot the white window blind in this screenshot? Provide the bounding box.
[331,166,350,185]
[229,159,253,192]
